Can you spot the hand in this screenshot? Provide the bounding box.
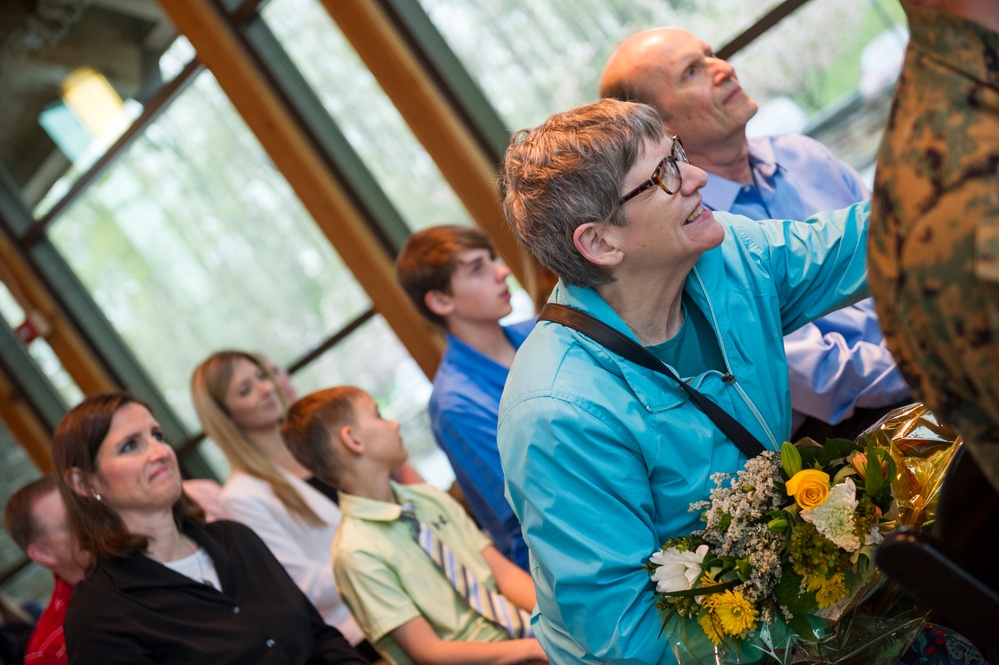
[514,639,548,663]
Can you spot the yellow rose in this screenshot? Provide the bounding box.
[786,469,830,509]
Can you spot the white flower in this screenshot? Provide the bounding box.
[800,478,861,552]
[650,544,709,593]
[865,524,883,547]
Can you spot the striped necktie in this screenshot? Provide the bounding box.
[399,501,533,638]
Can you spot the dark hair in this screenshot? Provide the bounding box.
[282,386,367,487]
[51,393,203,562]
[395,225,495,327]
[3,476,57,553]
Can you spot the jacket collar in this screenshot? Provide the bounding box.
[548,253,733,413]
[93,520,232,596]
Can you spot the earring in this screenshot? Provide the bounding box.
[92,492,102,502]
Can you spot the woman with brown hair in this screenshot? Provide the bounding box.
[53,392,366,665]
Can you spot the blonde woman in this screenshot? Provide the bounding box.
[191,350,382,662]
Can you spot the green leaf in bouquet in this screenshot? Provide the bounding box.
[798,438,859,472]
[864,440,888,500]
[874,448,898,509]
[659,578,742,599]
[734,557,753,581]
[797,446,821,470]
[704,558,744,586]
[773,567,819,640]
[782,611,819,644]
[824,438,863,464]
[781,441,802,479]
[882,450,897,488]
[842,569,864,595]
[657,607,678,638]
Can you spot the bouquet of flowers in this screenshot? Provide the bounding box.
[646,405,962,665]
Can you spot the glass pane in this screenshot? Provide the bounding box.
[0,1,181,216]
[416,0,784,131]
[2,564,54,612]
[260,0,470,233]
[0,281,82,406]
[734,0,906,181]
[190,438,232,482]
[47,69,372,431]
[291,315,455,489]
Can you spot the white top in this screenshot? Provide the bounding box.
[220,469,364,646]
[163,547,222,591]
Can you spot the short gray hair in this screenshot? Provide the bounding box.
[500,99,667,287]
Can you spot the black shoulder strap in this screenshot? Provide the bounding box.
[538,303,767,459]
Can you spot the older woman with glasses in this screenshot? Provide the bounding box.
[496,99,870,664]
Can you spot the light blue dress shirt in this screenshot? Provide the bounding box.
[701,134,911,432]
[428,317,535,571]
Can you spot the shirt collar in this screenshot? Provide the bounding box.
[699,137,782,212]
[339,481,408,522]
[444,320,531,366]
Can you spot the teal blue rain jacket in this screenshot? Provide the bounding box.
[497,202,870,664]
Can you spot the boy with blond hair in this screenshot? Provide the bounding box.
[282,386,547,665]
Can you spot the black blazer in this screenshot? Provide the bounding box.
[65,519,367,665]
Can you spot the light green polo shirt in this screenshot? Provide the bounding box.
[333,482,509,665]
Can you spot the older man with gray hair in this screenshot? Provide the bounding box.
[600,27,911,441]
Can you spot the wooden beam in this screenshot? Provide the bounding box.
[320,0,537,294]
[0,229,116,396]
[156,0,443,377]
[0,371,53,474]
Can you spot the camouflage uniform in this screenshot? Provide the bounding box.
[869,3,999,489]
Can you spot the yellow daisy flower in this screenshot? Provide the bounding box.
[697,610,726,646]
[704,590,758,636]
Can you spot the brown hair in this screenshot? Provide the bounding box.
[51,393,203,562]
[282,386,367,487]
[3,476,57,553]
[190,350,322,526]
[395,225,495,327]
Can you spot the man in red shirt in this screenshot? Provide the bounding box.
[4,477,85,665]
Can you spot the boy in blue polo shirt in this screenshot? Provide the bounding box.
[396,225,534,570]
